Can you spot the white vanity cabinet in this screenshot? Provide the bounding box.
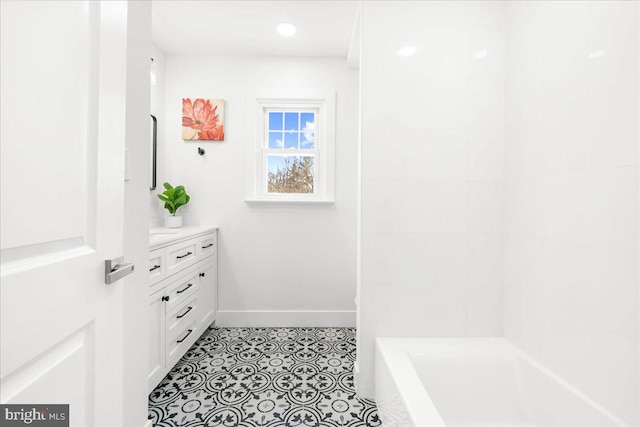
[148,287,166,388]
[148,226,218,391]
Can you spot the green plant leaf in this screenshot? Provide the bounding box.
[159,182,189,215]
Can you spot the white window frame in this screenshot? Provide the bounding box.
[245,89,336,203]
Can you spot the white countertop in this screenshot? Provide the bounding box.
[149,225,218,248]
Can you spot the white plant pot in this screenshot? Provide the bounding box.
[167,215,182,228]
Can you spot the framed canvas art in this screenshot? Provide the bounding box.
[182,98,225,140]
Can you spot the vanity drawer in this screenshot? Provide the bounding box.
[165,238,198,276]
[167,318,198,365]
[148,248,166,286]
[197,232,217,259]
[165,271,198,313]
[167,292,198,343]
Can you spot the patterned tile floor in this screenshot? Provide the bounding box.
[148,327,381,427]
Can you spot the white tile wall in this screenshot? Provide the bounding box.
[467,234,503,285]
[504,1,639,424]
[402,130,468,182]
[358,0,506,398]
[468,77,505,129]
[360,4,639,424]
[538,306,639,425]
[503,288,540,359]
[394,233,468,288]
[468,182,504,233]
[396,181,468,233]
[468,129,505,182]
[468,282,503,336]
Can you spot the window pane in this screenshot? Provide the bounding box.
[284,131,298,149]
[300,132,315,149]
[268,132,284,149]
[269,112,283,130]
[300,112,315,130]
[300,112,315,149]
[284,112,299,131]
[267,155,314,194]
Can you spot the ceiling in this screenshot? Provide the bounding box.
[151,1,360,57]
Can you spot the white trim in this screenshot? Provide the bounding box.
[353,361,362,397]
[216,310,356,327]
[244,199,334,205]
[143,421,153,427]
[346,3,361,71]
[245,88,336,203]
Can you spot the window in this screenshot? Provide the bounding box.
[266,110,317,194]
[245,89,335,203]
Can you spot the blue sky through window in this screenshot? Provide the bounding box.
[267,155,287,174]
[269,132,283,149]
[285,112,298,131]
[269,112,283,130]
[284,132,298,149]
[301,112,314,128]
[267,111,316,150]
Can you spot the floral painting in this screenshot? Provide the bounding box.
[182,98,225,140]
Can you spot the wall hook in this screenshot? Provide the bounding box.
[198,147,205,156]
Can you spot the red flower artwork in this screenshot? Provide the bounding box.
[198,127,224,141]
[182,98,225,140]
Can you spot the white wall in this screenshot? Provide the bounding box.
[150,44,167,224]
[358,1,506,397]
[122,2,151,426]
[159,55,359,326]
[504,2,639,424]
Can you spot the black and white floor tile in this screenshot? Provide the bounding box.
[148,327,381,427]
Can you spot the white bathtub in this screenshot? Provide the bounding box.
[375,338,627,427]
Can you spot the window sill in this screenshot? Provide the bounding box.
[244,199,335,205]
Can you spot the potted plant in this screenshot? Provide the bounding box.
[157,182,190,228]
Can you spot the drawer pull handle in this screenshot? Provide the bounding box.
[177,329,193,343]
[199,272,205,277]
[177,306,193,319]
[202,243,214,249]
[162,295,169,302]
[149,265,161,272]
[177,283,193,294]
[176,251,193,259]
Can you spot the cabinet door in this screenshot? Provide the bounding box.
[149,248,166,287]
[197,261,217,330]
[148,287,166,391]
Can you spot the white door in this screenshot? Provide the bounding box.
[1,2,130,425]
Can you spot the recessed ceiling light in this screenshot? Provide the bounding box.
[398,46,416,57]
[277,22,296,37]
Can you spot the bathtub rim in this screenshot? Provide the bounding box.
[375,337,629,427]
[375,338,446,426]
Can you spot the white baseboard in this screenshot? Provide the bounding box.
[216,310,356,327]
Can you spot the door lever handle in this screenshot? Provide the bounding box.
[105,257,135,284]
